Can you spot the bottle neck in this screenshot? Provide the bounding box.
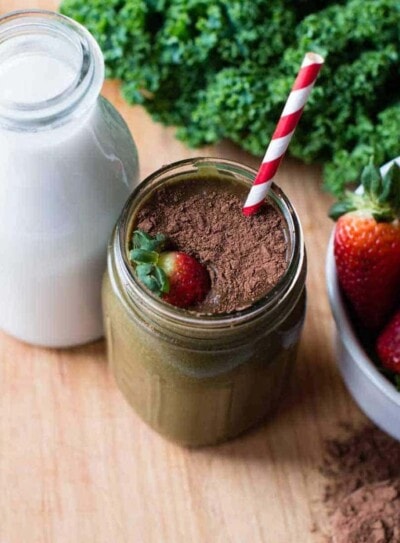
[0,10,104,131]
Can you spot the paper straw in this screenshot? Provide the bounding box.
[242,52,324,216]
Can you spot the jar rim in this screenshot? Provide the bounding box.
[113,157,305,330]
[0,9,104,130]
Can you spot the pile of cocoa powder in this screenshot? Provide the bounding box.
[135,177,288,314]
[321,424,400,543]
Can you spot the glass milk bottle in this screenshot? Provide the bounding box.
[0,10,139,347]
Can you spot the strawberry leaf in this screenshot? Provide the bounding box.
[371,209,393,222]
[135,263,162,294]
[376,163,400,217]
[361,161,380,195]
[129,229,172,297]
[154,266,169,293]
[130,249,159,264]
[329,200,357,221]
[378,167,393,204]
[141,275,161,293]
[136,263,154,276]
[133,230,151,248]
[132,230,166,252]
[330,159,400,222]
[390,164,400,214]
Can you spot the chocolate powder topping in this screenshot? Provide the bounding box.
[135,177,288,314]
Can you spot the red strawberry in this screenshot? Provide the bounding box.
[376,309,400,374]
[129,230,210,309]
[157,251,210,308]
[329,161,400,331]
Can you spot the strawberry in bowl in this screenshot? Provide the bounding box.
[376,309,400,381]
[326,159,400,441]
[329,160,400,332]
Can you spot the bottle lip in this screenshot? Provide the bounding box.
[0,10,104,131]
[113,157,306,330]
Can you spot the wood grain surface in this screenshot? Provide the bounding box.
[0,2,367,542]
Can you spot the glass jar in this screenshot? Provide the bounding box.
[103,158,306,446]
[0,10,139,347]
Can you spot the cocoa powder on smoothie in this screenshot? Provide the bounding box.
[135,176,288,314]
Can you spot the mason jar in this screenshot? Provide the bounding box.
[103,158,306,447]
[0,10,139,347]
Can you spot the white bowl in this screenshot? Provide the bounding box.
[326,237,400,441]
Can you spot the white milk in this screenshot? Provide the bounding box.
[0,12,139,347]
[0,54,77,103]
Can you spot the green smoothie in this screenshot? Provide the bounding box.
[103,158,306,446]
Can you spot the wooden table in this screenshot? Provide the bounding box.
[0,2,367,542]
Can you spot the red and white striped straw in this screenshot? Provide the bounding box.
[242,52,324,216]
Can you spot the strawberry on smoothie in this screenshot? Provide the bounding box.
[129,230,210,309]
